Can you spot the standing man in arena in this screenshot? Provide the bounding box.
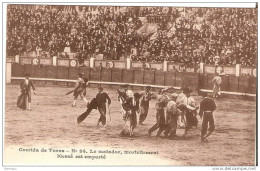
[17,73,36,110]
[119,84,134,119]
[96,86,111,127]
[199,92,217,142]
[148,88,169,137]
[175,88,199,137]
[182,88,199,137]
[139,86,153,125]
[129,93,141,136]
[164,93,179,139]
[81,73,89,99]
[212,73,222,98]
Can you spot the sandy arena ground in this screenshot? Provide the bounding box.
[3,84,256,166]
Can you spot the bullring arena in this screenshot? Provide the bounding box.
[3,4,257,167]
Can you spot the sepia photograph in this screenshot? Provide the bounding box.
[1,1,258,169]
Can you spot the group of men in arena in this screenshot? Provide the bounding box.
[67,72,216,142]
[17,72,217,142]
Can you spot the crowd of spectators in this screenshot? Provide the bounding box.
[7,5,257,67]
[134,7,257,67]
[7,5,143,60]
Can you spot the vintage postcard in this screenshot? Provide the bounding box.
[2,1,258,169]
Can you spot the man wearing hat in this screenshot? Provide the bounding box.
[139,86,153,125]
[148,88,169,137]
[129,92,141,136]
[17,73,36,110]
[96,86,111,127]
[181,88,199,137]
[164,93,179,139]
[199,92,216,142]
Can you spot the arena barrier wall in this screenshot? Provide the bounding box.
[16,57,257,77]
[143,70,155,85]
[10,64,256,97]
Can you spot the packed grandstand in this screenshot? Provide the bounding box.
[6,5,257,67]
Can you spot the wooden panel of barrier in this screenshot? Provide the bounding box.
[45,66,57,78]
[68,67,79,80]
[133,69,144,84]
[45,65,57,86]
[111,68,123,83]
[165,71,175,87]
[229,76,239,92]
[24,64,35,77]
[154,70,165,86]
[182,72,199,90]
[249,77,256,94]
[220,75,230,92]
[33,65,46,85]
[11,63,24,77]
[238,76,250,93]
[33,65,46,78]
[101,68,112,82]
[198,74,207,90]
[206,74,215,90]
[143,70,155,85]
[90,67,101,81]
[175,72,183,87]
[122,69,134,83]
[57,66,69,86]
[57,66,69,79]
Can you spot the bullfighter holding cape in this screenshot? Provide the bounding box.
[17,73,36,110]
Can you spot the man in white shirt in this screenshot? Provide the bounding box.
[176,88,199,137]
[212,73,222,98]
[164,93,179,139]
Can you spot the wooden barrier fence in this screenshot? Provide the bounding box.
[10,63,256,96]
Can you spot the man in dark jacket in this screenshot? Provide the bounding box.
[17,73,36,110]
[148,89,169,137]
[77,86,111,126]
[96,86,111,127]
[199,92,217,142]
[139,86,153,125]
